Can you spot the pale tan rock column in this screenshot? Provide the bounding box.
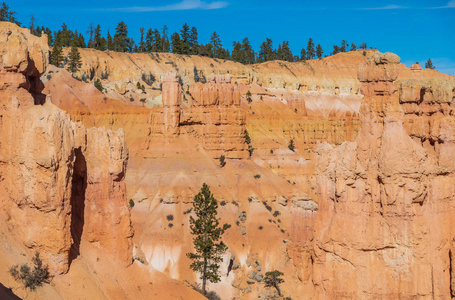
[162,72,181,135]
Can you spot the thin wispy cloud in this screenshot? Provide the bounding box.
[98,0,229,12]
[359,4,407,10]
[431,0,455,8]
[358,1,455,11]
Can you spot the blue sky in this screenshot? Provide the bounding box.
[11,0,455,75]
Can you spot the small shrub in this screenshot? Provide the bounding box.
[248,197,252,202]
[219,155,226,168]
[244,130,251,144]
[270,149,274,154]
[254,174,261,179]
[268,219,272,223]
[168,223,174,228]
[128,199,135,208]
[10,252,49,290]
[248,145,254,157]
[220,201,227,206]
[130,97,134,102]
[232,201,239,206]
[288,139,295,152]
[46,74,52,80]
[363,51,366,56]
[236,220,240,226]
[294,108,297,113]
[166,214,174,221]
[246,90,252,103]
[94,78,104,92]
[258,226,263,230]
[273,211,280,217]
[140,98,146,106]
[100,71,109,79]
[183,208,193,214]
[265,205,272,212]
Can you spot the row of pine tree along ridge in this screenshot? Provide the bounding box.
[0,2,437,70]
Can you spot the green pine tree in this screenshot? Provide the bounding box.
[316,44,323,59]
[113,21,128,52]
[425,59,435,70]
[186,183,230,295]
[190,26,199,54]
[264,270,284,296]
[180,23,191,55]
[50,43,64,67]
[306,38,315,60]
[171,32,182,54]
[66,43,82,73]
[210,31,223,58]
[138,27,146,53]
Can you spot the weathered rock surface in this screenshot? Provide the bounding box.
[1,19,455,300]
[0,22,204,300]
[314,52,455,299]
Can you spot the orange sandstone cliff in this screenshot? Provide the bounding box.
[1,21,455,299]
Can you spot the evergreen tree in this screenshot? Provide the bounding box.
[50,43,63,67]
[138,27,146,53]
[350,43,357,51]
[0,2,20,25]
[106,30,114,50]
[264,270,285,296]
[152,29,162,52]
[359,42,367,49]
[93,25,105,50]
[277,41,293,62]
[113,21,128,52]
[186,183,230,296]
[425,59,435,70]
[306,38,315,60]
[210,31,222,58]
[66,43,82,73]
[87,23,95,48]
[231,41,242,62]
[180,23,191,54]
[300,48,307,61]
[332,45,340,55]
[189,26,198,54]
[73,31,86,48]
[145,28,154,52]
[171,32,182,54]
[54,23,73,47]
[161,25,170,52]
[241,37,255,64]
[258,38,275,62]
[316,44,323,59]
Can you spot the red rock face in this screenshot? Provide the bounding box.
[0,23,133,276]
[314,52,455,298]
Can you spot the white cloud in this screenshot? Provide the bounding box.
[359,4,407,10]
[101,0,229,12]
[430,0,455,9]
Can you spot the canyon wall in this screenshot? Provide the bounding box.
[0,22,132,274]
[1,20,455,299]
[314,52,455,298]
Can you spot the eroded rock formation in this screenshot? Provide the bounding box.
[314,52,455,298]
[0,22,132,275]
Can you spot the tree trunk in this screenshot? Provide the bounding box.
[275,283,281,296]
[202,258,207,295]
